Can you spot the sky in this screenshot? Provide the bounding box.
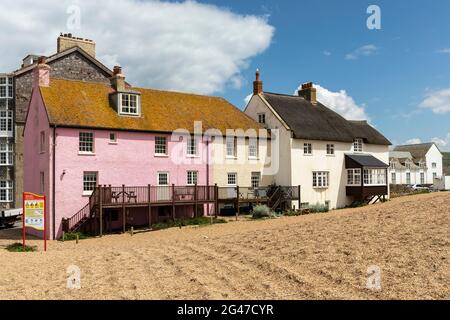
[0,0,449,150]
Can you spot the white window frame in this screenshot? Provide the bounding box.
[0,180,13,203]
[391,172,397,184]
[0,143,13,166]
[227,172,237,186]
[353,138,363,153]
[313,171,329,189]
[363,169,386,186]
[109,132,117,144]
[187,137,198,157]
[157,172,169,186]
[406,172,411,185]
[432,162,437,169]
[304,143,312,155]
[347,169,361,186]
[226,136,237,158]
[79,132,94,154]
[83,172,97,196]
[155,136,167,156]
[187,171,198,186]
[251,172,261,189]
[119,93,140,116]
[420,172,425,184]
[0,77,13,99]
[326,144,335,155]
[0,110,13,138]
[248,138,258,159]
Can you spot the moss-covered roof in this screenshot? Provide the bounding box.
[40,78,263,134]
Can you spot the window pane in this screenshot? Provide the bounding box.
[83,172,97,192]
[79,132,94,152]
[155,136,167,154]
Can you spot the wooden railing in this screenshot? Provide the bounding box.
[62,203,90,232]
[97,185,217,205]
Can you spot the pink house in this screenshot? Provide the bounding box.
[24,60,262,239]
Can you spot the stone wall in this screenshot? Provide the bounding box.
[14,50,111,207]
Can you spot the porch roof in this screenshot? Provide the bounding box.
[345,154,388,169]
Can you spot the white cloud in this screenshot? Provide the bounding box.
[431,133,450,151]
[419,88,450,114]
[244,93,253,106]
[345,44,378,60]
[295,84,370,121]
[405,138,422,145]
[323,50,331,56]
[0,0,274,95]
[437,48,450,54]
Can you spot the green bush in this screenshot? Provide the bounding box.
[61,232,91,241]
[308,203,329,213]
[252,204,273,219]
[152,217,226,231]
[6,243,37,252]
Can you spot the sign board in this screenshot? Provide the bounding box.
[23,192,47,251]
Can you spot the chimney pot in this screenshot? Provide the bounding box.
[253,68,263,95]
[298,82,317,104]
[111,66,126,92]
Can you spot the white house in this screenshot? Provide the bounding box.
[389,143,443,185]
[245,71,392,210]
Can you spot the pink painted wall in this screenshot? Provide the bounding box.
[23,87,52,239]
[50,128,213,238]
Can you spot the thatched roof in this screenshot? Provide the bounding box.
[262,92,391,145]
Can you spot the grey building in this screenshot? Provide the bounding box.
[2,33,113,209]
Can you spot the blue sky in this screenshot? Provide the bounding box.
[197,0,450,149]
[1,0,449,149]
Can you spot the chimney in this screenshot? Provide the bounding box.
[33,56,51,88]
[111,66,126,92]
[298,82,317,104]
[253,69,263,95]
[57,33,96,57]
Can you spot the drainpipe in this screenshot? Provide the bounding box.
[206,139,210,186]
[52,125,56,240]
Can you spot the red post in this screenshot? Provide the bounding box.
[22,192,25,251]
[44,195,47,252]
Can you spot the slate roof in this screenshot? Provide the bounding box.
[262,92,391,145]
[345,154,389,168]
[38,78,264,135]
[393,143,436,160]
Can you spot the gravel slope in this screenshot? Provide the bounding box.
[0,192,448,300]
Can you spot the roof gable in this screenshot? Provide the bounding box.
[393,143,436,160]
[262,92,391,145]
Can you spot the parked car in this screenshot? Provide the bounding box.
[0,208,22,228]
[411,184,430,191]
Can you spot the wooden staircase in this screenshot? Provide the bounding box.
[62,188,100,234]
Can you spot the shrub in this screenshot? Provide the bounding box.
[152,217,226,231]
[6,243,37,252]
[308,203,329,213]
[252,205,273,219]
[61,232,91,241]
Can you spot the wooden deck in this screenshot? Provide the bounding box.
[62,185,301,236]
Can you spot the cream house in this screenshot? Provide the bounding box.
[244,71,392,209]
[389,143,443,185]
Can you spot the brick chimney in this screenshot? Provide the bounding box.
[33,56,51,89]
[298,82,317,104]
[57,33,96,57]
[253,69,263,95]
[110,66,126,92]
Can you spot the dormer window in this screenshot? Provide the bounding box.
[119,93,140,116]
[353,138,363,153]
